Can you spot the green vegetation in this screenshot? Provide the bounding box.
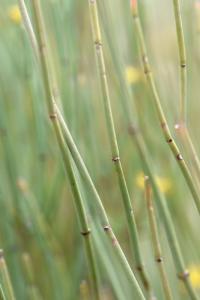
[0,0,200,299]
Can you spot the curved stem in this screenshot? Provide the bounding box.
[130,131,198,300]
[55,105,146,300]
[131,3,200,216]
[30,1,145,298]
[144,178,173,300]
[172,0,200,185]
[87,0,152,295]
[172,0,186,124]
[31,1,100,298]
[0,250,15,300]
[99,2,198,298]
[18,0,39,60]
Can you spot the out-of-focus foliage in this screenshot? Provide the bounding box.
[0,0,200,299]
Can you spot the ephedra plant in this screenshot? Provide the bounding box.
[0,0,200,299]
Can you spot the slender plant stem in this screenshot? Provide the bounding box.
[21,253,42,300]
[144,177,173,300]
[100,4,198,297]
[56,146,101,300]
[30,1,145,299]
[130,131,198,300]
[18,0,39,60]
[183,128,200,180]
[172,0,186,124]
[0,250,15,300]
[96,3,198,299]
[31,1,100,299]
[172,0,200,183]
[87,0,152,295]
[0,285,6,300]
[55,105,146,300]
[131,2,200,216]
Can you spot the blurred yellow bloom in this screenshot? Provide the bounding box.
[155,176,172,194]
[8,5,22,25]
[189,265,200,289]
[135,172,146,189]
[125,66,142,85]
[79,280,89,300]
[135,172,172,194]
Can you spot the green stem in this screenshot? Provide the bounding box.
[87,0,152,294]
[21,253,42,300]
[30,1,145,299]
[0,250,15,300]
[18,0,39,60]
[100,4,197,297]
[184,127,200,180]
[31,1,100,299]
[131,132,198,300]
[144,177,173,300]
[55,105,145,300]
[172,0,186,124]
[0,285,6,300]
[172,0,200,184]
[131,3,200,216]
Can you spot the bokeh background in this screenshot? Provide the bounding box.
[0,0,200,299]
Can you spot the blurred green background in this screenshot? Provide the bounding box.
[0,0,200,299]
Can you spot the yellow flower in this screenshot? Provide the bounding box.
[155,176,172,194]
[135,172,145,189]
[79,280,89,300]
[189,265,200,289]
[135,172,172,194]
[125,66,142,85]
[8,5,22,25]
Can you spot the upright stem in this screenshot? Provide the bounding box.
[55,105,145,300]
[130,131,198,300]
[18,0,39,60]
[100,2,197,298]
[183,128,200,180]
[131,3,200,216]
[144,177,173,300]
[172,0,186,124]
[87,0,152,295]
[0,285,6,300]
[172,0,200,183]
[21,253,42,300]
[0,250,15,300]
[31,1,100,299]
[30,1,145,299]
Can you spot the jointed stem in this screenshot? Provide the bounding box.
[172,0,186,124]
[30,0,145,299]
[172,0,200,184]
[56,138,100,300]
[55,105,146,300]
[91,2,198,299]
[144,178,173,300]
[88,0,152,295]
[31,1,100,299]
[129,130,198,300]
[131,3,200,216]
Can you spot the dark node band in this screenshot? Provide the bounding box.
[112,156,120,162]
[81,229,91,236]
[176,154,183,161]
[49,113,57,119]
[156,257,163,263]
[178,270,189,280]
[167,138,173,143]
